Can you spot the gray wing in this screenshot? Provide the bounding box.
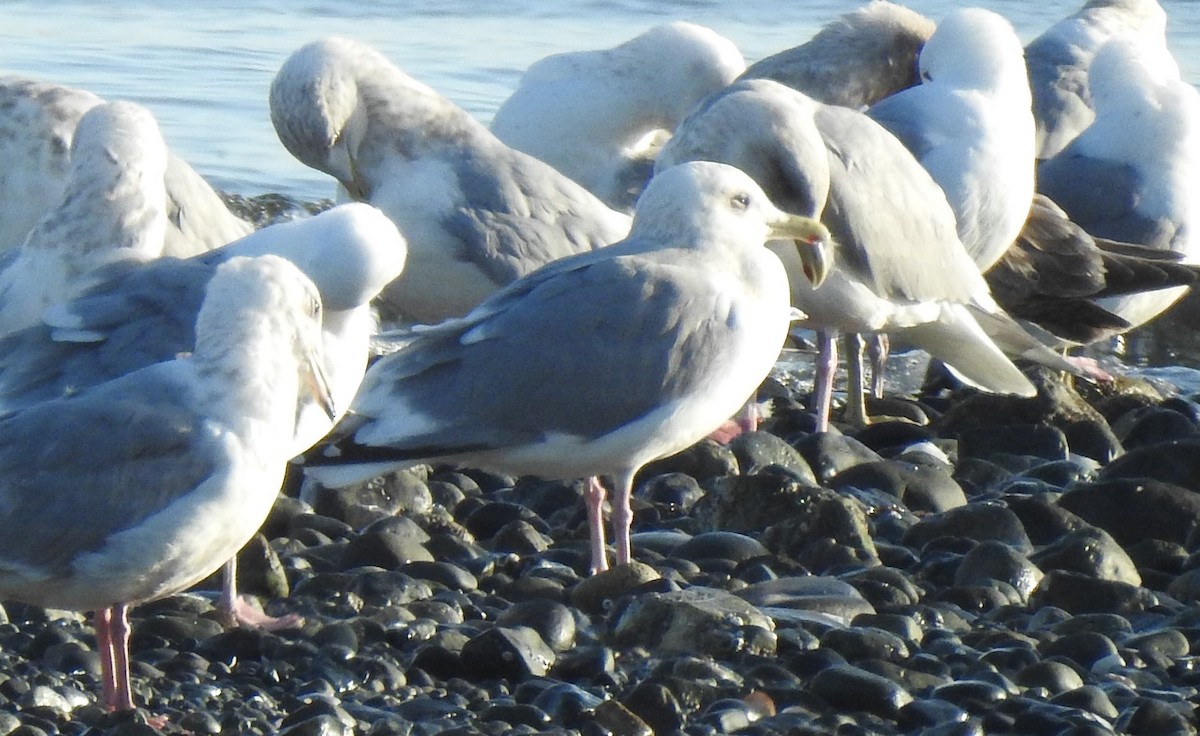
[866,91,942,162]
[441,145,629,285]
[1037,152,1178,248]
[342,245,737,456]
[161,153,254,257]
[1025,33,1094,158]
[0,369,218,576]
[815,105,981,303]
[0,257,214,411]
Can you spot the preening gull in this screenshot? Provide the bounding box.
[269,36,632,324]
[739,1,935,109]
[0,101,169,339]
[305,161,831,573]
[868,8,1035,273]
[490,21,745,212]
[0,254,332,712]
[0,204,405,627]
[1025,0,1168,159]
[0,75,253,257]
[655,80,1080,430]
[1037,36,1200,332]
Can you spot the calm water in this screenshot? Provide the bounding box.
[5,1,1200,383]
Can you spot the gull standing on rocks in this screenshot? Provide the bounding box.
[269,36,632,324]
[738,1,935,110]
[0,101,169,339]
[0,204,406,627]
[656,80,1073,430]
[490,21,745,212]
[1037,37,1200,332]
[0,76,253,257]
[868,7,1036,274]
[1025,0,1168,159]
[305,162,831,574]
[0,254,333,713]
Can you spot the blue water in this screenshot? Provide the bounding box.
[3,1,1199,200]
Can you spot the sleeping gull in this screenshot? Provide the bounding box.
[656,79,1082,430]
[0,101,169,339]
[490,21,745,212]
[738,1,935,110]
[868,7,1035,273]
[0,203,405,626]
[0,254,333,712]
[0,75,253,257]
[1036,36,1200,333]
[305,161,831,573]
[269,36,632,324]
[1025,0,1168,159]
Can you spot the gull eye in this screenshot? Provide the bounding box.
[730,192,751,210]
[309,296,322,319]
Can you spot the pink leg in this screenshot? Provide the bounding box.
[611,469,635,567]
[812,330,838,433]
[585,476,609,573]
[96,604,134,712]
[219,557,304,631]
[706,400,760,444]
[844,334,870,428]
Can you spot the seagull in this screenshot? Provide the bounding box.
[868,7,1035,274]
[0,75,253,258]
[0,254,333,713]
[1025,0,1169,159]
[1036,36,1200,333]
[269,36,632,324]
[0,101,169,339]
[0,203,405,627]
[655,80,1082,430]
[738,1,935,110]
[305,161,831,573]
[490,21,745,212]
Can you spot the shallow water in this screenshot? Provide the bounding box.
[4,1,1200,378]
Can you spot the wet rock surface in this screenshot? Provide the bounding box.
[6,366,1200,734]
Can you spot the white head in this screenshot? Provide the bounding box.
[919,8,1027,95]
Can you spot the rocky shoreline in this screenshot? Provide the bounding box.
[0,361,1198,735]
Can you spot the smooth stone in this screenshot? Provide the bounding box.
[1032,570,1157,615]
[592,700,653,736]
[638,439,739,482]
[958,424,1069,463]
[853,421,937,455]
[793,432,883,484]
[1121,696,1194,735]
[1003,495,1089,546]
[491,519,553,554]
[819,626,910,663]
[479,703,551,729]
[501,477,583,519]
[738,576,876,623]
[569,562,661,614]
[234,533,293,600]
[637,473,705,512]
[622,682,685,735]
[462,501,547,541]
[903,503,1033,553]
[1016,661,1085,695]
[309,470,433,529]
[459,626,555,680]
[830,459,967,513]
[399,561,478,591]
[1031,526,1141,585]
[807,663,913,719]
[340,529,434,570]
[494,600,576,652]
[954,540,1044,601]
[898,698,970,729]
[672,531,769,563]
[728,431,817,483]
[757,488,879,567]
[1058,478,1200,546]
[954,458,1015,496]
[931,679,1010,712]
[1049,685,1119,719]
[1115,406,1198,449]
[610,586,775,657]
[1097,439,1200,491]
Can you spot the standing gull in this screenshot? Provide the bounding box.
[269,36,632,324]
[306,162,830,573]
[0,101,168,339]
[1025,0,1168,159]
[739,1,935,110]
[0,75,253,257]
[0,204,406,627]
[490,22,745,212]
[0,254,333,712]
[868,7,1035,273]
[656,80,1081,429]
[1037,36,1200,332]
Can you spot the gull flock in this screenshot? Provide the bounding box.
[0,0,1196,715]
